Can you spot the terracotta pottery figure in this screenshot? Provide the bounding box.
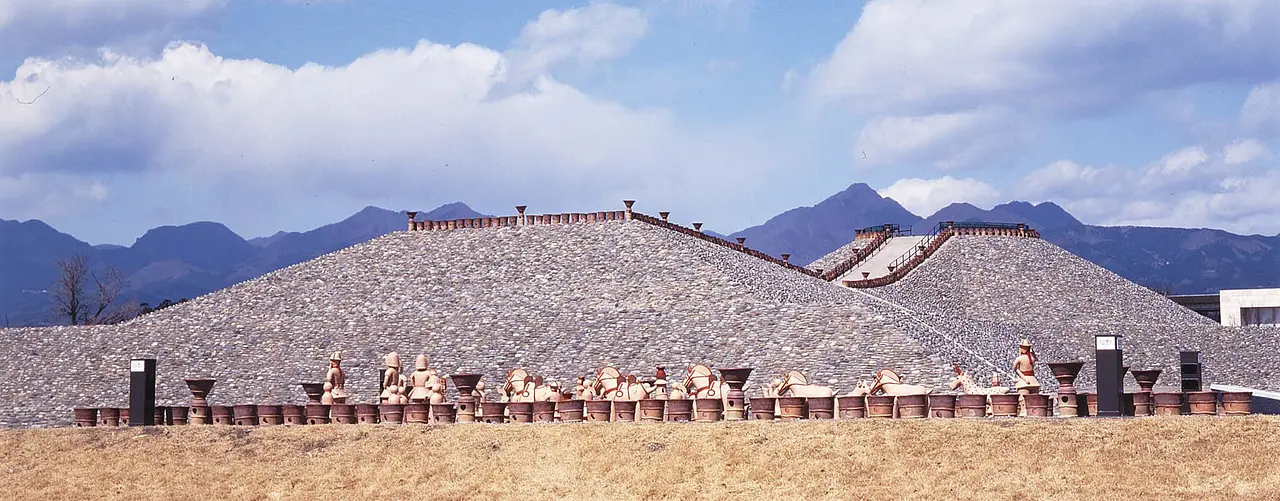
[574,376,590,400]
[770,370,836,397]
[591,367,652,401]
[381,352,405,405]
[322,351,348,404]
[1013,339,1041,417]
[502,369,563,403]
[407,355,435,403]
[474,381,487,402]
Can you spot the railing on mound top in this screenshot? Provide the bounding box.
[841,221,1041,289]
[817,229,892,281]
[630,212,822,278]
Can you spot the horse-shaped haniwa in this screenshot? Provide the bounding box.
[501,369,563,403]
[591,367,652,401]
[768,370,836,398]
[867,369,932,396]
[948,364,1009,395]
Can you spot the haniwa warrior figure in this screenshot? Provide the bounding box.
[322,351,348,404]
[1013,339,1040,416]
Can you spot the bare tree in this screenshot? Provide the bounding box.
[52,254,130,325]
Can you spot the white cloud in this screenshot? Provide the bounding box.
[805,0,1280,116]
[1241,81,1280,134]
[853,108,1029,170]
[1015,142,1280,234]
[0,31,781,241]
[0,0,226,57]
[879,176,1001,216]
[501,2,650,88]
[1223,138,1270,165]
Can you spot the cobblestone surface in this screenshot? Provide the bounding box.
[867,236,1280,393]
[4,229,1273,427]
[0,221,950,427]
[806,238,871,274]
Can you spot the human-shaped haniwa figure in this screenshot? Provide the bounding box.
[1013,339,1040,416]
[408,354,442,404]
[381,352,405,405]
[322,351,348,404]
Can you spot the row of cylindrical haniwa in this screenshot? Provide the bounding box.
[70,390,1253,427]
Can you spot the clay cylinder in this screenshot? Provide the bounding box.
[481,402,507,424]
[1056,392,1079,418]
[664,399,693,422]
[256,404,282,426]
[612,400,638,423]
[895,394,927,419]
[866,395,895,418]
[1152,392,1182,416]
[305,404,330,425]
[694,398,723,422]
[431,403,457,424]
[1221,392,1252,416]
[211,405,234,425]
[724,394,746,421]
[118,408,130,426]
[956,394,987,418]
[98,407,121,427]
[534,401,558,423]
[585,400,612,423]
[837,395,867,419]
[557,400,585,423]
[777,397,808,421]
[1023,394,1052,417]
[232,404,258,426]
[638,399,665,423]
[750,397,777,421]
[331,403,357,424]
[1187,391,1217,416]
[1085,393,1097,417]
[378,403,403,424]
[404,403,430,424]
[189,405,210,425]
[927,394,956,418]
[282,404,306,425]
[508,402,535,424]
[807,397,836,420]
[74,408,98,427]
[170,406,189,425]
[989,394,1019,417]
[1130,392,1153,417]
[355,404,379,424]
[456,396,477,423]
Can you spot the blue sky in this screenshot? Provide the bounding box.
[2,0,1279,245]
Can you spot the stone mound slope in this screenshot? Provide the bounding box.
[868,236,1280,392]
[0,220,952,426]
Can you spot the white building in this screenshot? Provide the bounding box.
[1220,288,1280,327]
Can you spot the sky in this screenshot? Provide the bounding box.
[1,0,1279,245]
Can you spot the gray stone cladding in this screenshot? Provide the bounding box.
[806,238,872,274]
[867,236,1280,393]
[0,220,951,427]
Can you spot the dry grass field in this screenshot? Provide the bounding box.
[3,417,1280,500]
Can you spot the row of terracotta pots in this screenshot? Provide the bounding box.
[1068,391,1252,417]
[73,406,191,427]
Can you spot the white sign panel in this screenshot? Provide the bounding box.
[1095,337,1116,350]
[130,360,145,372]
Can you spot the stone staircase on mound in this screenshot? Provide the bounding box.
[839,221,1042,288]
[402,201,1041,288]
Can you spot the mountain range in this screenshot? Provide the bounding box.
[2,184,1277,326]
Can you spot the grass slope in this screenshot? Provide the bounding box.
[3,418,1279,500]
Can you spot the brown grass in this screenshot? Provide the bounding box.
[3,417,1280,500]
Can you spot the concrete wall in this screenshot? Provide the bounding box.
[1220,288,1280,327]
